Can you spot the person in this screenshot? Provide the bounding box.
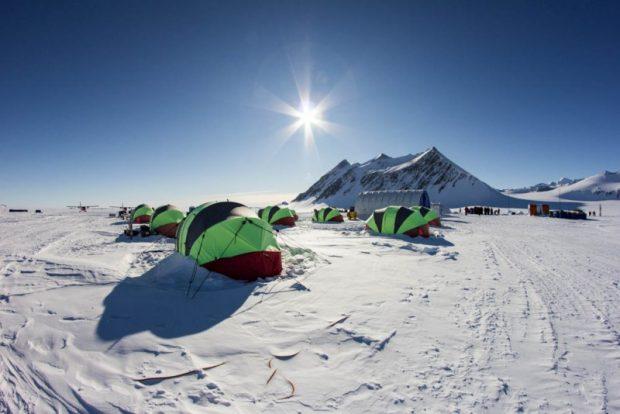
[347,207,358,220]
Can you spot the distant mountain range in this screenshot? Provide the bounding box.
[293,147,515,208]
[294,147,619,208]
[503,178,582,194]
[506,171,620,201]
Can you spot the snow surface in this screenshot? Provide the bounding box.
[1,205,619,412]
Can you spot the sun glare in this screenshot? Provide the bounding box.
[298,103,319,127]
[255,60,349,158]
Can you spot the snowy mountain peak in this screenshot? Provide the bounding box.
[506,170,620,201]
[504,176,582,194]
[294,147,513,208]
[334,159,351,169]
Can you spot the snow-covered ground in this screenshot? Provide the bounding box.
[1,204,619,412]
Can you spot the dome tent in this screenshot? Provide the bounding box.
[312,207,344,223]
[150,205,185,238]
[132,204,154,224]
[366,206,430,238]
[291,209,299,221]
[176,201,282,281]
[412,205,441,227]
[258,206,296,227]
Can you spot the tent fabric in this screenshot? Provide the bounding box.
[150,205,185,238]
[131,204,154,224]
[412,205,441,227]
[258,206,296,227]
[366,205,430,238]
[312,207,344,223]
[176,201,282,280]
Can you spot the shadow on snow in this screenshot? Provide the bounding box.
[96,254,254,341]
[368,232,455,247]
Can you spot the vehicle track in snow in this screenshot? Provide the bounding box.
[485,221,619,412]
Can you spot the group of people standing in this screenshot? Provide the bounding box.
[464,206,500,216]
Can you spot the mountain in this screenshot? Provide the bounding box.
[293,147,517,208]
[503,177,582,194]
[510,170,620,201]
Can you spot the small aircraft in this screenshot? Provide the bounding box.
[110,203,130,218]
[67,202,98,212]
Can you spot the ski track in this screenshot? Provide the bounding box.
[0,208,619,412]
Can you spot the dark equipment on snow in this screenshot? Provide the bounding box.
[140,225,152,237]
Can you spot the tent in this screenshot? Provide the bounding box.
[355,190,430,219]
[312,207,344,223]
[176,201,282,280]
[258,206,296,227]
[150,205,185,238]
[412,205,441,227]
[132,204,154,224]
[366,205,430,238]
[291,209,299,221]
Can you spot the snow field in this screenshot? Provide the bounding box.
[0,206,619,412]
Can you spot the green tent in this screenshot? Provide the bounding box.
[257,205,296,227]
[312,207,344,223]
[132,204,154,224]
[412,205,441,227]
[150,205,185,238]
[176,201,282,280]
[366,205,430,238]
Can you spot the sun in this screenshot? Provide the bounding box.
[297,103,319,127]
[254,62,348,157]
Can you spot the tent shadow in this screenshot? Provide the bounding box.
[412,236,454,247]
[96,254,254,341]
[370,232,455,247]
[113,233,166,243]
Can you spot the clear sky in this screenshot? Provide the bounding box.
[1,1,619,207]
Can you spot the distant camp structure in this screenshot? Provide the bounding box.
[176,201,282,281]
[131,204,154,224]
[528,203,587,220]
[355,190,430,219]
[150,205,185,238]
[312,207,344,223]
[366,205,430,238]
[258,205,296,227]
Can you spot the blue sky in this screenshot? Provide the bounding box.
[1,1,619,207]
